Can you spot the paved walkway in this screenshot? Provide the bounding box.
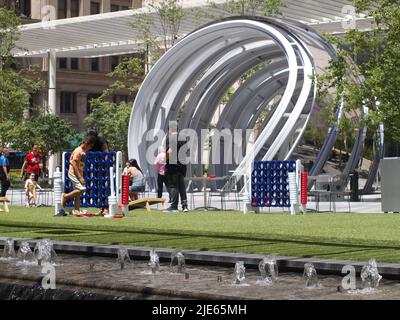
[4,188,385,214]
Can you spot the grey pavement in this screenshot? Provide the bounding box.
[4,188,385,213]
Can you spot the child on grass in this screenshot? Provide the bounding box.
[25,173,42,207]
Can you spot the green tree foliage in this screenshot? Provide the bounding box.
[0,8,43,125]
[87,0,287,153]
[134,0,186,62]
[0,8,72,155]
[318,0,400,144]
[208,0,284,17]
[85,101,132,155]
[0,6,19,67]
[1,115,73,155]
[86,0,186,152]
[83,56,144,153]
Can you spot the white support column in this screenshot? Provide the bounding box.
[288,171,299,215]
[242,163,253,214]
[48,49,57,114]
[48,49,57,179]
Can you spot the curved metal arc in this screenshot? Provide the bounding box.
[127,17,372,191]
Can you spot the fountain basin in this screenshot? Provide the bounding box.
[1,237,399,279]
[0,238,400,300]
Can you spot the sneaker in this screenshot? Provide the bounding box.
[55,209,67,217]
[183,207,189,213]
[163,207,178,213]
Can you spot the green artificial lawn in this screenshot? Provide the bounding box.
[0,206,400,263]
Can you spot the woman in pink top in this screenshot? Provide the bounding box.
[155,146,167,198]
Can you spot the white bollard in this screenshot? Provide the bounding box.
[107,195,117,217]
[105,166,117,218]
[242,168,252,214]
[288,171,299,215]
[53,167,63,216]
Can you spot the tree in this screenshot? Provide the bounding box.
[85,101,132,155]
[0,8,43,127]
[134,0,186,63]
[208,0,284,17]
[1,115,72,154]
[86,0,187,153]
[87,0,286,153]
[318,0,400,145]
[0,8,72,156]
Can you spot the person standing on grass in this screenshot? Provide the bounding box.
[20,144,43,181]
[87,128,110,216]
[61,135,95,216]
[163,122,189,213]
[155,146,168,199]
[0,147,11,198]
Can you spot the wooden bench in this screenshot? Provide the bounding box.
[0,197,10,213]
[128,198,166,212]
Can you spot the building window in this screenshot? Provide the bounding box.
[20,0,31,17]
[58,0,67,19]
[110,4,119,12]
[90,1,100,15]
[110,56,119,71]
[87,93,100,115]
[60,92,77,113]
[111,3,130,11]
[71,0,80,17]
[91,58,99,72]
[113,95,129,104]
[59,58,68,69]
[70,58,79,70]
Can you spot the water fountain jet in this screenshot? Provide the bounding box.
[233,261,246,285]
[117,247,131,270]
[149,249,160,274]
[170,250,185,273]
[1,238,16,259]
[361,259,382,290]
[303,263,319,288]
[17,241,34,262]
[33,239,57,265]
[258,256,278,285]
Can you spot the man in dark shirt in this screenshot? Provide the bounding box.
[88,128,109,152]
[163,122,189,213]
[0,147,11,197]
[87,128,110,216]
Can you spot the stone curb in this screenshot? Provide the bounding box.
[1,237,399,279]
[0,275,241,300]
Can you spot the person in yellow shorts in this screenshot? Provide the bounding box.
[62,135,95,216]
